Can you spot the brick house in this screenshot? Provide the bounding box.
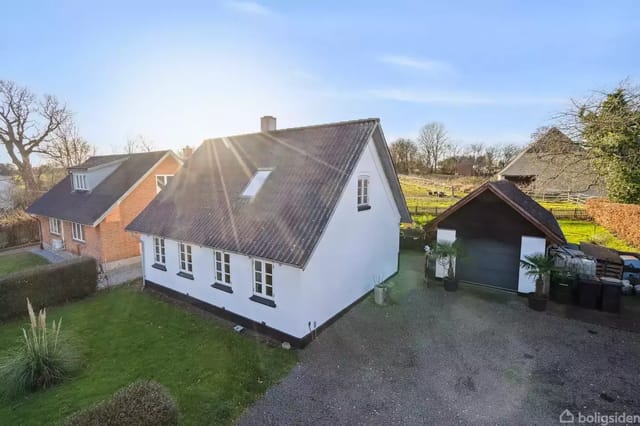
[27,151,181,269]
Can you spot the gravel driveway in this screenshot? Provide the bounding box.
[239,251,640,425]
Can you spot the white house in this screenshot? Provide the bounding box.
[127,117,411,346]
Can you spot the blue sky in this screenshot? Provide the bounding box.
[2,0,639,161]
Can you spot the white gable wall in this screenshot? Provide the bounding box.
[299,136,401,332]
[140,234,307,337]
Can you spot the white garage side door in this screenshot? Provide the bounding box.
[435,228,456,279]
[518,236,546,293]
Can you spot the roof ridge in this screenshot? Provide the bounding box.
[205,118,380,142]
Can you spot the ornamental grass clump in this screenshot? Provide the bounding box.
[0,299,78,399]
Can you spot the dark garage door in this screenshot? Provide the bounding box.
[456,238,520,291]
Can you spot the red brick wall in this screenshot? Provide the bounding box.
[36,215,102,260]
[100,155,181,263]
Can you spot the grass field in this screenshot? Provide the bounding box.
[0,252,49,275]
[0,284,297,425]
[558,220,636,252]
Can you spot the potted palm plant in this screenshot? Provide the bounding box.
[433,240,461,292]
[520,253,556,311]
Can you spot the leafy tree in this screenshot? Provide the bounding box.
[577,87,640,203]
[389,138,418,174]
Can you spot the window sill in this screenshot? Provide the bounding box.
[249,295,276,308]
[72,239,85,244]
[357,204,371,211]
[176,271,194,280]
[152,263,167,271]
[211,282,233,293]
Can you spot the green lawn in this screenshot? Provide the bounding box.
[0,252,49,275]
[558,219,636,252]
[0,284,297,425]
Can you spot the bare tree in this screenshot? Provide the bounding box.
[499,143,521,167]
[0,81,70,195]
[417,122,450,173]
[389,138,418,174]
[45,123,96,168]
[124,135,155,153]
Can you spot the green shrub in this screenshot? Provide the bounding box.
[0,299,78,399]
[0,257,97,321]
[63,380,179,426]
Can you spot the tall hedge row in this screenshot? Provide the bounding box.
[0,256,97,321]
[63,380,179,426]
[585,198,640,249]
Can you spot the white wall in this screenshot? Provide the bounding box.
[435,228,456,278]
[72,162,121,191]
[141,234,306,338]
[300,137,402,333]
[518,236,547,293]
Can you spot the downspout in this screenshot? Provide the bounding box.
[139,237,147,290]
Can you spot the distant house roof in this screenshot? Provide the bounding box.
[498,128,604,195]
[27,151,173,226]
[127,118,411,268]
[427,179,566,244]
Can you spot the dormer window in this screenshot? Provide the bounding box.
[74,174,88,191]
[241,169,272,198]
[357,175,370,211]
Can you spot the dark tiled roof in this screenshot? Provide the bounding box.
[69,154,130,170]
[127,119,411,267]
[27,151,170,225]
[489,180,565,242]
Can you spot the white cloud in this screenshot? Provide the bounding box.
[226,1,272,16]
[369,88,567,106]
[378,55,454,74]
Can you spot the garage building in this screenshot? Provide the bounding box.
[426,180,566,293]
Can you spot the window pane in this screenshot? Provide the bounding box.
[256,283,262,293]
[224,273,230,284]
[266,286,273,297]
[255,272,262,283]
[266,263,272,274]
[266,274,272,285]
[224,264,230,273]
[255,261,262,272]
[224,253,229,263]
[216,271,222,281]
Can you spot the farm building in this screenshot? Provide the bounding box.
[497,128,605,197]
[426,180,566,293]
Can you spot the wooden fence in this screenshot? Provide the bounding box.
[409,204,591,221]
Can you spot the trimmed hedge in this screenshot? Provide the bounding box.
[0,256,97,321]
[63,380,179,426]
[585,199,640,249]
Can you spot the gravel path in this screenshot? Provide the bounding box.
[239,251,640,425]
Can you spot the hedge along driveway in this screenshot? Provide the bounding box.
[0,284,297,425]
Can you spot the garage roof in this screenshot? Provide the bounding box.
[426,180,566,245]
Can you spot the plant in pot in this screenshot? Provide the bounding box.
[520,253,556,311]
[432,240,461,292]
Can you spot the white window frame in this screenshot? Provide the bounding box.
[253,259,274,299]
[71,222,85,242]
[214,250,231,286]
[241,169,272,198]
[74,173,88,191]
[155,175,174,193]
[178,242,193,275]
[49,218,61,235]
[357,175,370,207]
[153,237,166,265]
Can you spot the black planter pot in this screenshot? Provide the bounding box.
[443,277,458,292]
[528,293,547,311]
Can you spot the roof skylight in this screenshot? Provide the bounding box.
[241,169,272,198]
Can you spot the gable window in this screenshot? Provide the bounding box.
[357,175,370,211]
[211,250,232,293]
[49,218,61,235]
[74,174,88,191]
[152,237,166,271]
[155,175,174,193]
[250,259,275,307]
[71,222,85,242]
[241,169,272,198]
[177,242,193,279]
